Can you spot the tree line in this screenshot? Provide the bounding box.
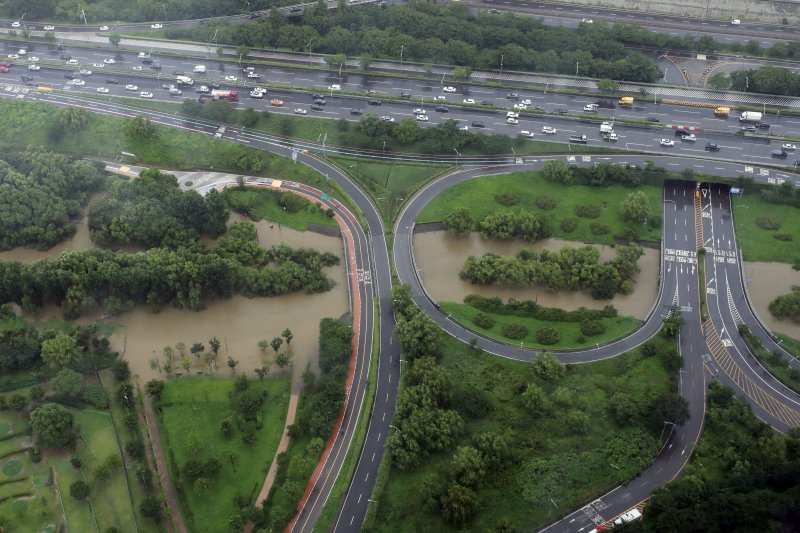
[0,150,103,251]
[460,243,644,300]
[168,1,662,82]
[463,294,619,324]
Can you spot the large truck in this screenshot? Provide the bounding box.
[199,90,239,103]
[599,122,614,133]
[176,75,193,86]
[192,64,206,73]
[739,111,762,122]
[569,134,588,143]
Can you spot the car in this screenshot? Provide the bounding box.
[313,98,326,105]
[290,6,303,12]
[125,84,138,91]
[462,98,476,104]
[104,58,115,64]
[506,111,519,118]
[150,63,161,70]
[435,106,449,112]
[782,143,797,151]
[60,54,71,61]
[44,25,55,31]
[168,88,182,96]
[368,99,381,106]
[196,85,210,93]
[458,125,469,131]
[150,23,163,29]
[380,115,395,122]
[27,62,42,71]
[0,65,8,73]
[249,12,261,19]
[442,86,457,93]
[162,83,175,89]
[647,117,661,123]
[350,108,364,115]
[364,89,377,94]
[294,108,308,115]
[19,75,33,81]
[581,17,593,23]
[270,98,284,106]
[400,91,411,98]
[99,25,110,31]
[79,69,92,75]
[758,122,770,130]
[413,108,426,115]
[11,21,20,28]
[660,139,674,147]
[731,18,741,25]
[96,87,110,93]
[521,99,532,105]
[471,120,485,128]
[17,49,26,56]
[415,114,429,122]
[532,106,545,112]
[614,509,642,526]
[7,54,18,60]
[542,126,557,134]
[705,142,720,151]
[674,128,690,137]
[67,58,79,64]
[70,79,85,86]
[507,93,519,100]
[224,75,237,81]
[249,89,264,98]
[555,108,568,114]
[311,104,324,111]
[741,125,756,132]
[328,84,341,91]
[680,133,697,142]
[209,83,221,89]
[433,95,447,102]
[513,103,527,110]
[772,149,788,159]
[489,8,501,14]
[583,104,598,112]
[507,117,519,125]
[172,70,185,75]
[794,160,800,167]
[132,66,143,71]
[140,91,153,98]
[519,130,534,138]
[92,63,104,68]
[106,79,119,84]
[247,72,260,78]
[64,73,76,79]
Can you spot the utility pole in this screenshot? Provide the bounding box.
[400,45,404,70]
[500,54,504,78]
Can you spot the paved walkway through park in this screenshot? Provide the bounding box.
[255,393,299,508]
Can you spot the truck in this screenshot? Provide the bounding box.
[599,122,614,133]
[569,134,588,143]
[176,75,193,86]
[714,106,730,117]
[199,90,239,103]
[739,111,762,122]
[192,64,206,73]
[618,96,634,106]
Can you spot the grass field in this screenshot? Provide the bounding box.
[373,334,676,532]
[732,193,800,264]
[440,301,641,350]
[417,170,663,244]
[158,376,291,533]
[224,187,338,231]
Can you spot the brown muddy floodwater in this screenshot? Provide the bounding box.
[744,261,800,340]
[4,215,348,388]
[413,231,659,319]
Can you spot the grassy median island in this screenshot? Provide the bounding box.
[224,186,339,231]
[732,191,800,265]
[156,375,291,533]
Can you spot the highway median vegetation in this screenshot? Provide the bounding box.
[733,180,800,265]
[738,324,800,395]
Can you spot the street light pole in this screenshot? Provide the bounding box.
[307,39,313,66]
[162,3,167,21]
[400,45,404,70]
[576,60,580,77]
[500,54,504,78]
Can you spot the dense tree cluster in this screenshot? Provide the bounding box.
[317,317,353,381]
[729,66,800,97]
[29,403,78,448]
[171,2,662,82]
[460,243,643,300]
[769,285,800,323]
[479,211,552,242]
[542,159,647,188]
[762,180,800,208]
[0,151,103,251]
[88,169,228,249]
[0,305,41,374]
[442,208,473,236]
[465,295,619,324]
[0,222,338,318]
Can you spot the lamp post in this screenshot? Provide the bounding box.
[162,3,167,21]
[576,60,580,77]
[500,53,504,78]
[307,39,313,66]
[400,45,404,70]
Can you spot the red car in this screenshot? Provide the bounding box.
[0,66,9,73]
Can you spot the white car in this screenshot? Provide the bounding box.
[97,87,110,93]
[150,23,163,29]
[79,69,92,75]
[246,72,260,79]
[140,91,154,98]
[521,99,532,105]
[581,18,593,23]
[680,133,697,142]
[44,25,55,31]
[92,63,105,68]
[18,49,26,56]
[125,84,138,91]
[11,21,21,28]
[197,85,209,93]
[433,95,447,101]
[132,66,143,71]
[249,89,264,98]
[71,79,85,86]
[103,58,115,64]
[583,104,598,112]
[513,103,527,110]
[224,75,237,81]
[415,114,429,122]
[294,108,308,115]
[660,138,675,147]
[462,98,475,104]
[28,64,40,71]
[413,108,426,115]
[99,25,111,31]
[380,115,395,122]
[442,86,457,93]
[731,18,741,25]
[67,58,79,64]
[458,125,469,131]
[28,56,39,62]
[782,143,797,151]
[328,84,341,91]
[542,126,557,134]
[519,130,534,138]
[507,117,519,125]
[7,54,18,60]
[506,111,519,118]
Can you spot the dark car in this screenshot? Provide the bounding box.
[771,149,788,159]
[20,75,32,81]
[173,70,185,76]
[150,62,161,70]
[741,125,756,132]
[435,105,449,112]
[313,97,326,105]
[368,99,381,106]
[289,6,303,12]
[480,100,491,105]
[60,54,71,60]
[647,117,660,123]
[140,57,153,64]
[312,93,323,99]
[209,83,221,89]
[106,79,119,84]
[758,122,770,130]
[705,143,720,151]
[555,108,568,114]
[249,12,261,18]
[365,89,377,94]
[794,159,800,167]
[471,120,485,128]
[675,128,690,137]
[507,93,519,100]
[400,91,411,98]
[311,104,323,111]
[64,73,75,79]
[350,108,363,115]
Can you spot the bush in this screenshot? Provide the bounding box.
[590,222,610,235]
[536,328,561,345]
[473,313,496,329]
[560,217,579,232]
[494,192,520,206]
[112,360,131,382]
[277,191,309,213]
[125,440,145,460]
[83,384,109,409]
[773,233,793,241]
[580,320,606,336]
[756,216,781,230]
[574,204,601,218]
[535,195,558,210]
[502,323,528,340]
[69,480,90,500]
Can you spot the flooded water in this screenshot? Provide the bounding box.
[0,215,95,262]
[413,231,659,319]
[744,261,800,340]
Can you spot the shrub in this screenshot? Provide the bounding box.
[773,233,793,241]
[535,195,557,210]
[756,216,781,230]
[502,323,528,340]
[494,192,520,206]
[277,191,309,212]
[590,222,610,235]
[536,328,561,345]
[473,313,496,329]
[574,204,601,218]
[580,320,606,336]
[112,360,131,382]
[83,384,109,409]
[560,217,579,232]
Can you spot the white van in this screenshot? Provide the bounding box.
[731,18,741,25]
[193,65,206,73]
[137,52,150,59]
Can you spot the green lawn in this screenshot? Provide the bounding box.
[223,187,338,231]
[373,334,676,532]
[158,376,291,533]
[417,170,663,244]
[440,301,640,350]
[732,194,800,264]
